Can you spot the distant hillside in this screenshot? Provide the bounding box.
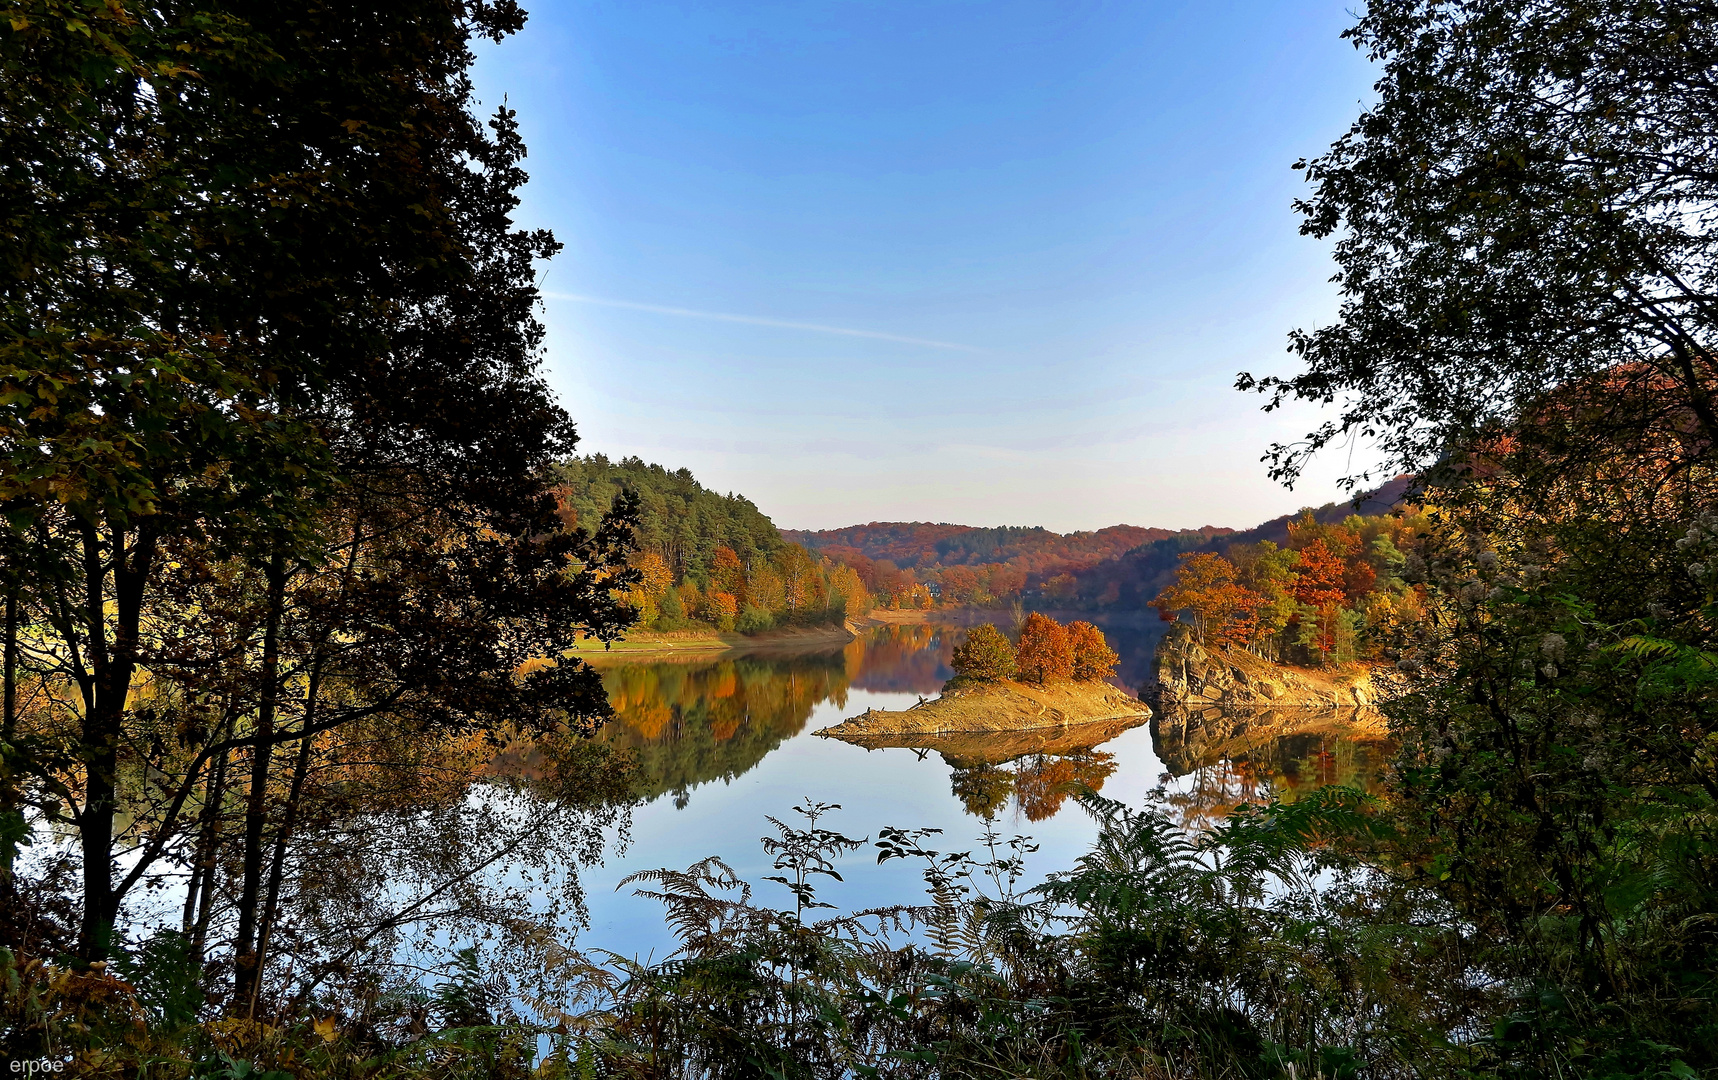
[784,476,1417,613]
[783,520,1225,607]
[782,522,1183,573]
[1062,475,1418,611]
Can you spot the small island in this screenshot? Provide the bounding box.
[818,615,1150,743]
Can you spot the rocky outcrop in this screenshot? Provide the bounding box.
[1147,623,1393,717]
[1144,623,1401,776]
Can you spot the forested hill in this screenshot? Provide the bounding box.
[782,477,1414,613]
[551,455,783,582]
[1063,475,1418,611]
[782,522,1189,575]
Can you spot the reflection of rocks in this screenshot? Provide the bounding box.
[1148,623,1398,778]
[1147,623,1399,821]
[1152,703,1388,778]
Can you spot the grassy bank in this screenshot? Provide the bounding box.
[571,621,858,658]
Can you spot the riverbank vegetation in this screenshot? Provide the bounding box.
[556,456,871,634]
[1152,509,1431,665]
[6,0,1718,1077]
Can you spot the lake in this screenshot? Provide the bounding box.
[569,620,1391,963]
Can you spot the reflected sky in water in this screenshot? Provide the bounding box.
[572,623,1389,962]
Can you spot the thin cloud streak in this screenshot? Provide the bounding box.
[543,292,984,353]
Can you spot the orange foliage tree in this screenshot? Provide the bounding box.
[1291,539,1347,609]
[1016,612,1074,683]
[987,566,1027,600]
[1066,621,1119,681]
[703,591,738,629]
[940,565,982,604]
[711,545,745,598]
[1153,553,1265,646]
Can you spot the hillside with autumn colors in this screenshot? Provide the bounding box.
[784,477,1415,612]
[1060,475,1418,611]
[784,520,1225,607]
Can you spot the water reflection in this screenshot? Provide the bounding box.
[578,621,1390,830]
[1152,706,1393,829]
[588,626,957,806]
[568,619,1393,962]
[843,623,954,694]
[824,716,1149,821]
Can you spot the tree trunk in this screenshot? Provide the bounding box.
[182,709,234,949]
[74,519,157,960]
[189,720,233,960]
[1,588,16,902]
[76,520,116,959]
[252,714,315,1016]
[232,552,286,1004]
[4,590,15,742]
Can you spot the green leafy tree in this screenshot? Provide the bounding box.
[949,624,1017,682]
[0,0,639,984]
[1241,0,1718,492]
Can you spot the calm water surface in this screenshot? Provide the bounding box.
[574,622,1388,961]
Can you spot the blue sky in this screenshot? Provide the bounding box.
[471,1,1381,533]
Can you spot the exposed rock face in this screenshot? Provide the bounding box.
[1147,623,1392,717]
[1145,623,1401,775]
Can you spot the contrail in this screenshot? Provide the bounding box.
[542,292,983,353]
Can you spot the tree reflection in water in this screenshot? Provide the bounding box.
[587,625,955,806]
[946,750,1121,821]
[1152,722,1393,831]
[596,654,850,807]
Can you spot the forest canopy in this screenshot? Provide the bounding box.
[1153,508,1429,665]
[554,455,871,633]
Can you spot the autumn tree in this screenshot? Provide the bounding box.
[949,624,1017,682]
[987,566,1027,600]
[1066,622,1119,682]
[1152,552,1267,648]
[1290,540,1347,610]
[1227,541,1301,654]
[828,565,872,617]
[703,591,739,630]
[1015,613,1073,684]
[629,552,675,625]
[711,546,745,601]
[940,565,981,605]
[779,544,817,614]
